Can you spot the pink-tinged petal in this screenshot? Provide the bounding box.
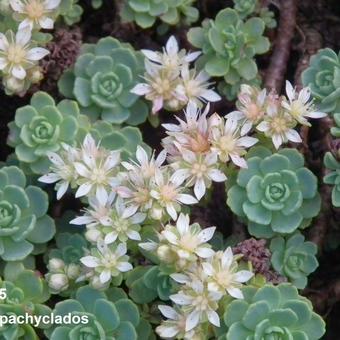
[234,270,254,283]
[18,19,33,30]
[202,262,214,276]
[166,36,178,55]
[158,305,179,320]
[182,148,196,163]
[116,262,133,272]
[141,49,161,62]
[176,213,190,235]
[298,87,311,103]
[126,230,141,241]
[104,232,118,244]
[230,154,247,168]
[185,310,200,331]
[166,204,177,221]
[177,194,198,205]
[136,145,149,165]
[15,26,31,45]
[197,226,216,243]
[171,169,190,186]
[194,178,206,200]
[305,111,327,118]
[162,123,181,132]
[56,181,68,200]
[156,325,179,338]
[256,121,270,132]
[38,16,54,29]
[156,149,167,166]
[70,215,93,225]
[152,97,163,114]
[222,247,233,267]
[47,152,64,166]
[207,310,220,327]
[200,89,221,102]
[74,162,90,177]
[122,204,139,219]
[130,212,146,224]
[10,0,24,11]
[170,293,192,305]
[272,134,283,149]
[205,151,218,166]
[162,230,178,245]
[237,136,258,148]
[100,270,111,283]
[0,33,9,51]
[170,273,189,284]
[80,256,99,268]
[75,182,92,198]
[26,47,49,61]
[285,80,295,101]
[208,169,227,182]
[195,246,215,258]
[38,173,60,184]
[44,0,61,10]
[227,287,244,299]
[12,65,26,80]
[115,243,127,257]
[240,121,253,135]
[130,83,151,95]
[226,110,245,121]
[185,51,201,62]
[286,129,302,143]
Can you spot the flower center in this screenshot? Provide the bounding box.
[179,234,199,251]
[215,271,232,287]
[188,133,210,153]
[7,44,27,64]
[245,103,264,121]
[219,135,236,153]
[191,162,207,178]
[25,0,44,19]
[91,168,107,184]
[0,201,15,228]
[160,184,177,202]
[270,117,288,133]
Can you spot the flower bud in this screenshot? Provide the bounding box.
[48,273,69,291]
[48,258,65,272]
[157,245,175,263]
[66,264,81,280]
[28,67,43,84]
[85,229,101,243]
[150,205,163,221]
[3,76,25,94]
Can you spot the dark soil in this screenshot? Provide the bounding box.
[0,0,340,338]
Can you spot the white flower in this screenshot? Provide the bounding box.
[71,195,146,244]
[170,278,222,331]
[0,27,49,80]
[210,117,258,167]
[162,102,211,158]
[131,60,183,114]
[227,84,267,135]
[121,145,166,180]
[141,35,201,72]
[161,213,215,262]
[282,80,327,126]
[171,149,226,200]
[256,104,302,149]
[80,241,132,284]
[150,169,197,220]
[10,0,61,30]
[156,305,201,339]
[175,66,221,106]
[202,247,253,298]
[38,143,80,200]
[74,134,120,205]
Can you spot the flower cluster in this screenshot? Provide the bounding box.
[0,0,61,94]
[228,81,327,149]
[141,214,254,337]
[131,36,221,114]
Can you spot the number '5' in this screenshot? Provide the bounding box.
[0,288,7,300]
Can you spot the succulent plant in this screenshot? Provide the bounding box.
[0,269,51,339]
[126,265,176,304]
[331,113,340,137]
[302,48,340,113]
[187,8,270,99]
[219,283,325,339]
[227,147,321,238]
[324,152,340,207]
[233,0,257,18]
[45,285,145,340]
[58,36,149,125]
[0,166,55,261]
[7,91,84,174]
[270,232,318,289]
[59,0,83,25]
[121,0,199,29]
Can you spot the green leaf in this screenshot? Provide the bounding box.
[1,239,33,261]
[26,215,55,244]
[260,154,290,173]
[268,308,298,327]
[205,56,229,76]
[94,299,120,332]
[296,168,317,199]
[74,77,92,107]
[58,70,76,98]
[187,27,205,48]
[25,186,48,217]
[243,201,272,225]
[15,106,38,128]
[115,299,140,327]
[31,92,55,111]
[237,58,258,80]
[114,321,137,340]
[242,301,270,330]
